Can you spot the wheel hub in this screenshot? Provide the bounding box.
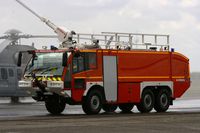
[160,94,168,107]
[144,94,152,108]
[91,95,100,110]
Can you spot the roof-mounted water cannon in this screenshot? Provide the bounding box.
[15,0,76,48]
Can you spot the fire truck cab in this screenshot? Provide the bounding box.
[18,32,190,115]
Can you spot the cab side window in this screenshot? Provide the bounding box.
[72,52,97,73]
[85,53,97,70]
[73,55,84,73]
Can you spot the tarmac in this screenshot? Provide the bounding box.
[0,77,199,133]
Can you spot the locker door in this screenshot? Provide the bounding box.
[103,56,117,102]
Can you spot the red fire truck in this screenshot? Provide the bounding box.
[18,32,190,115]
[16,0,190,115]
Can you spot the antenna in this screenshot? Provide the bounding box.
[15,0,76,48]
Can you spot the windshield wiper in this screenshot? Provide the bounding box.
[27,67,49,75]
[40,67,58,74]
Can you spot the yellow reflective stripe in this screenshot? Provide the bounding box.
[118,51,169,54]
[57,77,62,81]
[47,77,52,81]
[37,77,42,80]
[118,76,170,79]
[52,77,57,81]
[74,76,102,79]
[74,77,85,79]
[80,50,96,52]
[172,76,190,79]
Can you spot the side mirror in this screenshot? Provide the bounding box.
[62,52,68,67]
[17,52,22,67]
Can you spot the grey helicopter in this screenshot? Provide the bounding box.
[0,29,57,103]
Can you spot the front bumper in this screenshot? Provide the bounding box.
[18,80,37,95]
[46,80,71,97]
[18,80,71,97]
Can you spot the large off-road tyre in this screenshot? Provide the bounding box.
[82,90,103,115]
[45,95,66,115]
[102,104,117,112]
[119,103,134,113]
[137,89,155,113]
[154,89,170,112]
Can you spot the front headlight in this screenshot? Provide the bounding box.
[18,80,32,88]
[47,81,64,89]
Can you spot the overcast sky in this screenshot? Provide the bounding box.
[0,0,200,72]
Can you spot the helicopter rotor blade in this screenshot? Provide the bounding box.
[0,34,57,40]
[17,34,57,39]
[26,35,57,38]
[0,40,12,53]
[0,35,9,40]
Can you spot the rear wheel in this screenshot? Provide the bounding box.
[102,104,117,112]
[82,90,103,115]
[119,103,134,113]
[45,95,66,115]
[154,89,170,112]
[137,89,154,113]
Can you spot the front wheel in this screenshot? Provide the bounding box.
[82,90,103,115]
[137,89,155,113]
[154,89,171,112]
[45,95,66,115]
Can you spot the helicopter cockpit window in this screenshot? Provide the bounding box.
[8,69,14,77]
[1,68,8,80]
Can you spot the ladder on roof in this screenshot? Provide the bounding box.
[73,32,170,51]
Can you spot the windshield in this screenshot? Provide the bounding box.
[24,52,64,76]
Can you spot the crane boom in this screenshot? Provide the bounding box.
[15,0,75,47]
[15,0,42,21]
